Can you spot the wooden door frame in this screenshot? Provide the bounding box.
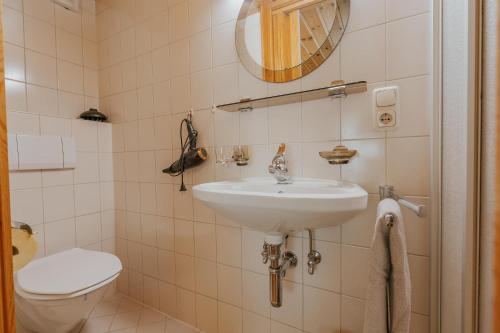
[0,2,16,332]
[439,0,483,331]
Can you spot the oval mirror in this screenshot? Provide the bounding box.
[236,0,350,83]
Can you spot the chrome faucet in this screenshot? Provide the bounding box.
[268,143,292,184]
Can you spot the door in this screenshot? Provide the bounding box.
[0,2,16,333]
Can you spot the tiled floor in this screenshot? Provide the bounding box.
[80,293,200,333]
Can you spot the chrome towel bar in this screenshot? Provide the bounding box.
[378,185,421,332]
[379,185,426,218]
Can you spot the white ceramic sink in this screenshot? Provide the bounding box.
[193,177,368,232]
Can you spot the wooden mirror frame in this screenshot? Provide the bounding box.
[235,0,350,83]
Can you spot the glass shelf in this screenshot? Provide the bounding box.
[216,81,367,112]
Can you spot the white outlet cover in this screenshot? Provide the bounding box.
[373,86,399,130]
[377,110,396,127]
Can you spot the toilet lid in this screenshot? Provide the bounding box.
[17,248,122,295]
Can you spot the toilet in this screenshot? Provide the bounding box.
[14,248,122,333]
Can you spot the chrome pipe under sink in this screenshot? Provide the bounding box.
[262,233,297,307]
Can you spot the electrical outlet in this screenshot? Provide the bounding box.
[377,110,396,127]
[373,86,399,130]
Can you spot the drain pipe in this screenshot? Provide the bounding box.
[262,233,297,307]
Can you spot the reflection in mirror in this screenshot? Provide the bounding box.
[236,0,350,83]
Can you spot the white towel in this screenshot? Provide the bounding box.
[363,198,411,333]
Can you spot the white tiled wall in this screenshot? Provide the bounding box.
[96,0,433,332]
[3,0,114,258]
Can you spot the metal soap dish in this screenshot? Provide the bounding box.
[319,145,357,165]
[79,108,108,122]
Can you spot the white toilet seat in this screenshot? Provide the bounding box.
[15,273,120,302]
[15,248,122,300]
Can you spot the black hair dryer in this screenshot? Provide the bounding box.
[162,112,208,191]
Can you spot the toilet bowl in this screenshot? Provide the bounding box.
[14,248,122,333]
